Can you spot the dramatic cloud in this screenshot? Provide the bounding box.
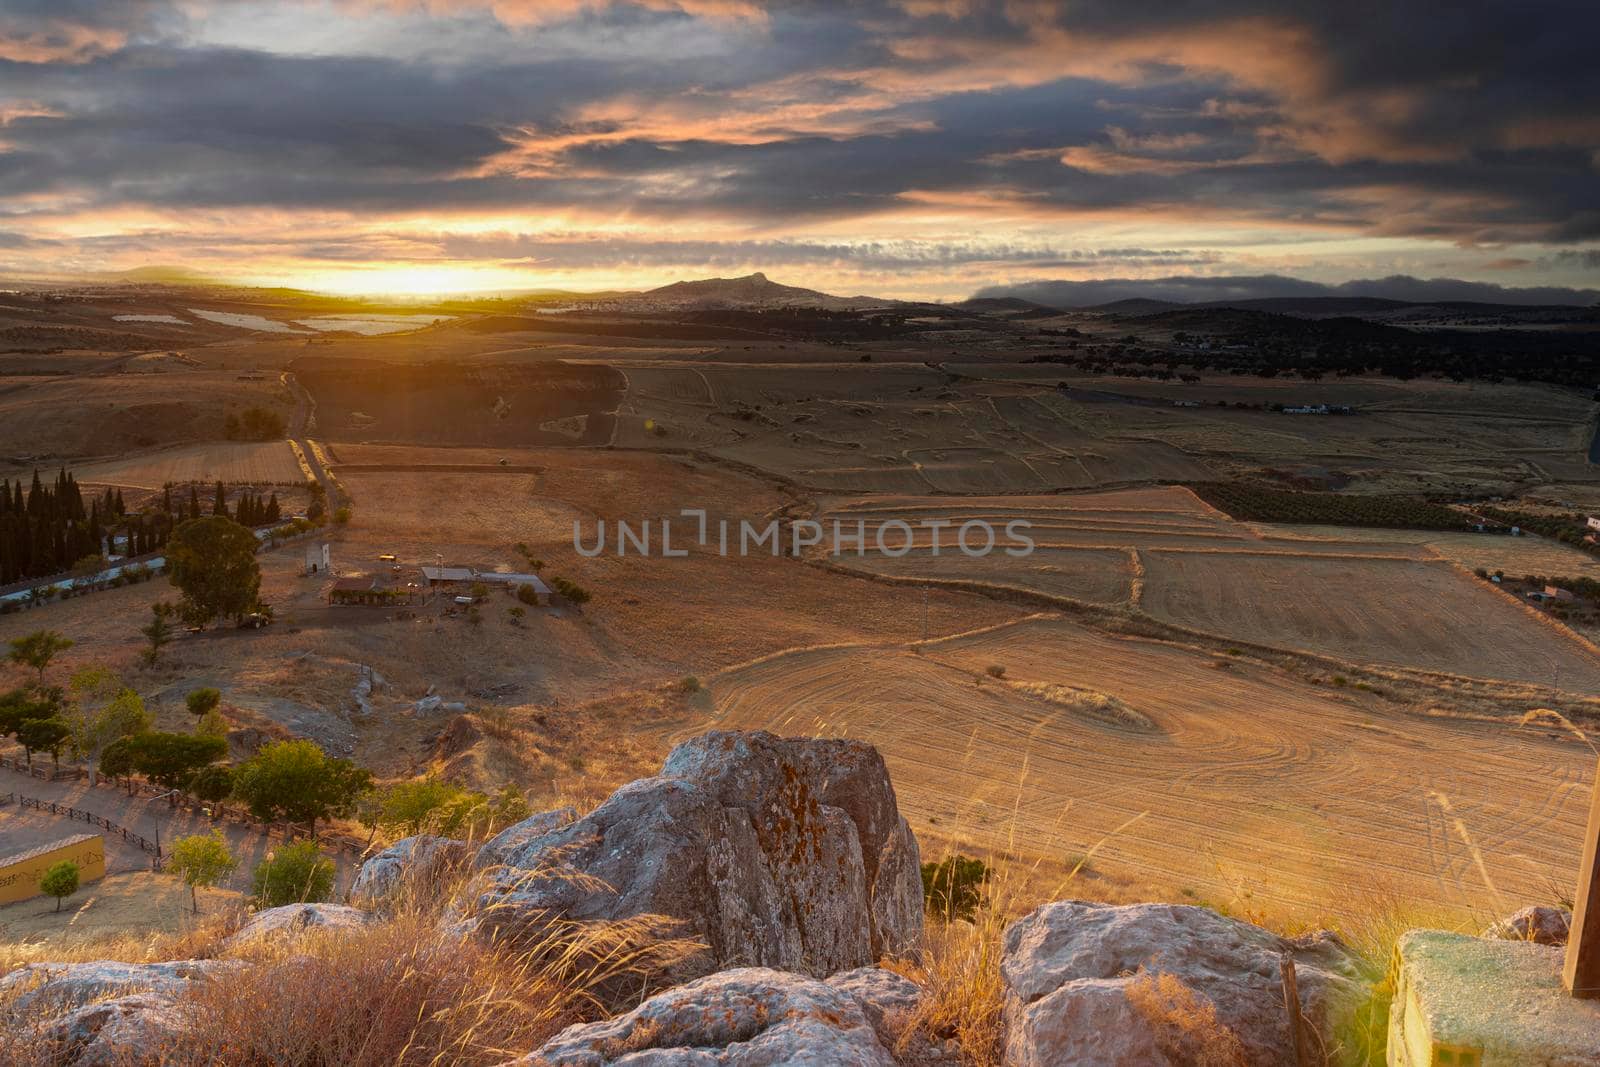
[0,1,1595,296]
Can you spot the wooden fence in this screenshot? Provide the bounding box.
[14,793,161,856]
[0,754,83,782]
[2,757,367,860]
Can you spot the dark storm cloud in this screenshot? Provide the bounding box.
[0,0,1596,268]
[976,274,1600,307]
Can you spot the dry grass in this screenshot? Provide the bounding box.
[0,857,702,1067]
[1124,970,1248,1066]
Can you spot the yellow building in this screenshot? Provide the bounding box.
[0,833,106,905]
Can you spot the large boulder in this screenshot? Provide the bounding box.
[1002,901,1367,1066]
[0,959,234,1013]
[351,834,471,907]
[476,730,922,982]
[475,806,579,868]
[222,903,371,951]
[0,960,234,1066]
[511,967,896,1066]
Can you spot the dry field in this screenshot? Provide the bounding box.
[64,441,305,488]
[0,369,289,461]
[617,363,1593,498]
[822,486,1600,689]
[948,370,1592,494]
[696,616,1596,916]
[1249,523,1600,579]
[614,362,1222,491]
[1137,550,1600,688]
[0,873,241,952]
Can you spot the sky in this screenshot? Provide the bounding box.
[1,0,1598,301]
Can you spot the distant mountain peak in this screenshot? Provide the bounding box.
[626,271,891,310]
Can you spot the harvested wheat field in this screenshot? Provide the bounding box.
[699,616,1596,918]
[820,486,1600,687]
[66,441,304,488]
[836,545,1133,605]
[1138,551,1600,688]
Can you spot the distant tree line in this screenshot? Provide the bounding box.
[1032,309,1600,389]
[0,471,147,585]
[0,468,282,586]
[1190,481,1476,530]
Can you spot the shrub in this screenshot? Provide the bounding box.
[549,576,591,605]
[333,506,352,525]
[678,675,702,694]
[984,664,1006,679]
[515,583,541,606]
[921,855,990,921]
[252,840,336,907]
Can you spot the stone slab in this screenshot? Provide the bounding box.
[1388,930,1600,1067]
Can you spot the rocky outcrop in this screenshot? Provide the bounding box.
[475,806,579,869]
[38,994,187,1066]
[0,959,234,1013]
[1001,901,1366,1066]
[222,903,371,950]
[1486,905,1571,946]
[475,730,922,982]
[351,835,471,906]
[512,967,897,1066]
[825,966,934,1055]
[0,960,234,1066]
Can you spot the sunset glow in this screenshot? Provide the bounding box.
[0,1,1595,301]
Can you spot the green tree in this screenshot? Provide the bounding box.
[139,603,176,666]
[17,716,71,769]
[165,516,261,628]
[168,831,237,913]
[100,735,138,792]
[126,731,227,793]
[251,840,335,907]
[195,707,228,741]
[231,739,373,838]
[185,687,221,720]
[8,630,73,684]
[67,681,150,785]
[375,778,469,836]
[188,764,234,806]
[40,860,80,912]
[0,688,51,740]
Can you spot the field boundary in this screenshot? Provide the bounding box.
[810,555,1600,708]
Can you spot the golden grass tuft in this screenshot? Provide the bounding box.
[1124,969,1248,1067]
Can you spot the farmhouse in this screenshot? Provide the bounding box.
[328,574,419,606]
[421,564,551,604]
